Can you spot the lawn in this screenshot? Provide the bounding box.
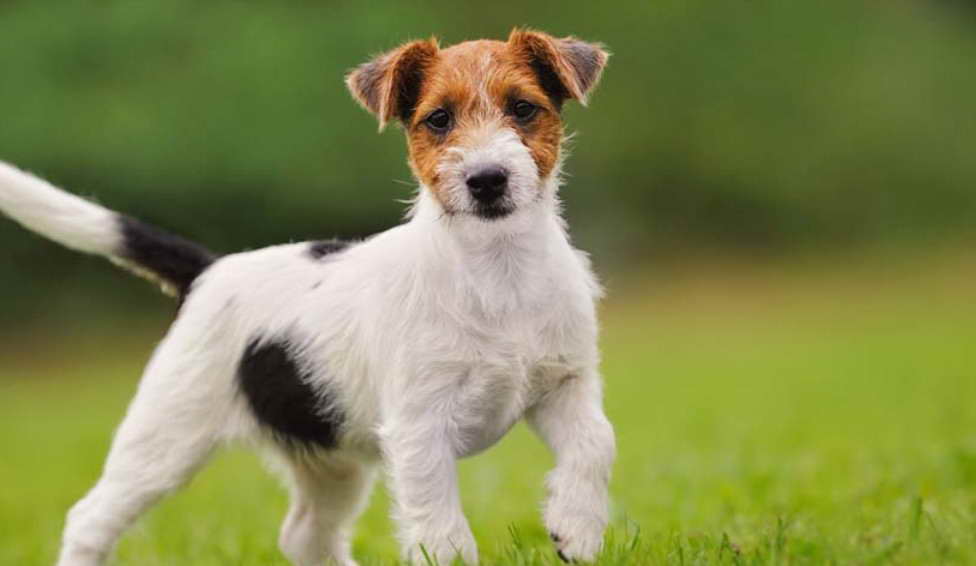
[1,247,975,565]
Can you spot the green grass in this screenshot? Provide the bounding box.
[2,248,976,565]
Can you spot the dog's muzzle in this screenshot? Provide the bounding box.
[466,166,513,220]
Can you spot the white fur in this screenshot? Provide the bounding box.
[0,162,120,255]
[1,128,614,566]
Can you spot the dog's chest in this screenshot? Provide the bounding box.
[446,358,574,458]
[438,316,586,458]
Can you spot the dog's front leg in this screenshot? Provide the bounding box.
[380,409,478,565]
[527,369,616,563]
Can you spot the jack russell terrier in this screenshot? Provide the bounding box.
[0,28,615,566]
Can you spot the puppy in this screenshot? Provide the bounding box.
[0,29,615,566]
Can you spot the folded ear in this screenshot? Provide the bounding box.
[345,38,440,131]
[508,29,609,108]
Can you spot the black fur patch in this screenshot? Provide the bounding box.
[117,215,217,298]
[395,59,427,123]
[307,239,349,259]
[237,336,342,449]
[529,57,570,110]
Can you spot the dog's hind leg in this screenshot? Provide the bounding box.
[276,452,376,566]
[55,321,236,566]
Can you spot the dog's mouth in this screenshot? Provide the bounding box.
[472,202,515,221]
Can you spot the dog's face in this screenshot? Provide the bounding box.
[347,30,608,222]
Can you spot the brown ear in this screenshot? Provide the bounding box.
[345,39,439,131]
[508,29,609,108]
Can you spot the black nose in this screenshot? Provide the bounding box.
[466,167,508,203]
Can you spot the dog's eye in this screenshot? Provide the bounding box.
[512,100,538,121]
[424,109,452,132]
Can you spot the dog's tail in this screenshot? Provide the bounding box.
[0,161,217,300]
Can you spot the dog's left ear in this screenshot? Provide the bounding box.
[346,38,440,131]
[508,29,609,108]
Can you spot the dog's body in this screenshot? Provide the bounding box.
[0,30,615,566]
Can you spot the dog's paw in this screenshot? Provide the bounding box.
[404,526,478,565]
[544,495,607,563]
[547,527,603,563]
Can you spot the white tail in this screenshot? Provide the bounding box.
[0,161,120,256]
[0,160,216,299]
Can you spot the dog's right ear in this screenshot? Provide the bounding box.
[346,39,440,131]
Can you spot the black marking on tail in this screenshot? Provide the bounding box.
[307,239,349,259]
[117,215,217,298]
[238,336,343,449]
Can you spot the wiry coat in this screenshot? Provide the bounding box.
[0,29,615,566]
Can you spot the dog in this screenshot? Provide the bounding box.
[0,29,615,566]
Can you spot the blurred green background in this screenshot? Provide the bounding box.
[1,0,975,325]
[2,1,976,564]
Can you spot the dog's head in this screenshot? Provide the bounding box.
[347,30,608,224]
